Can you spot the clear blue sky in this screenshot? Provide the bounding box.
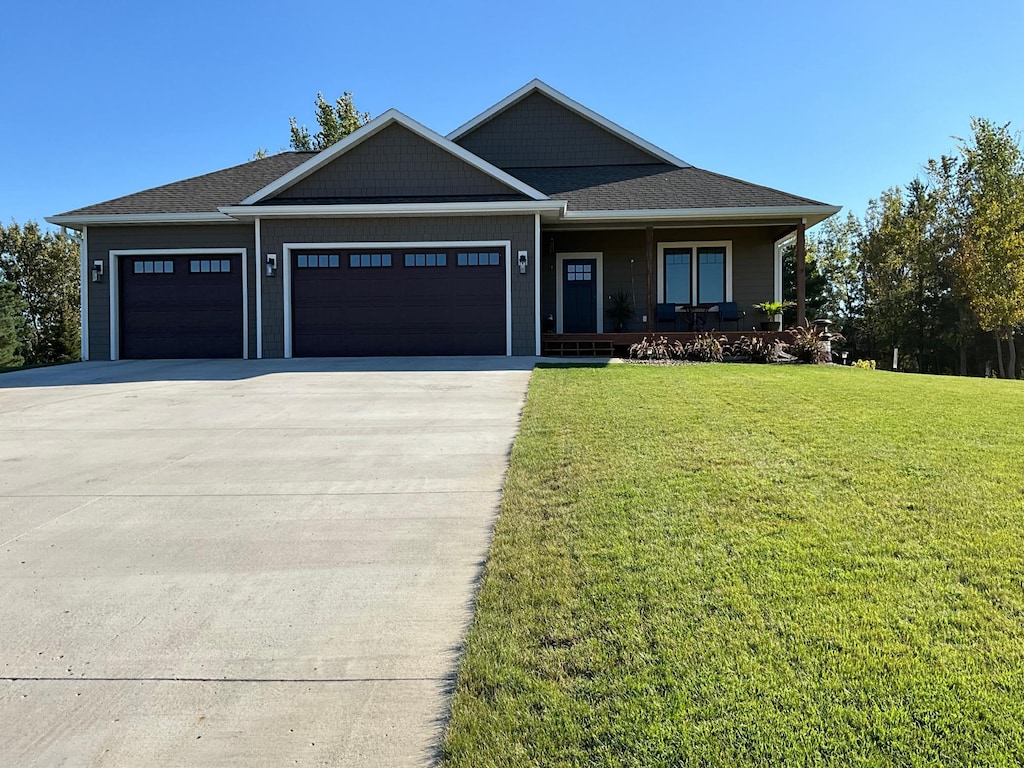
[2,0,1021,228]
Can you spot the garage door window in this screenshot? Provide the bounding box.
[349,253,392,268]
[297,254,340,268]
[457,252,501,266]
[190,259,231,273]
[134,260,174,274]
[404,253,447,267]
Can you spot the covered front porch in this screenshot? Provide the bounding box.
[536,220,813,350]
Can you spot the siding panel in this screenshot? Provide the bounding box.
[86,224,256,360]
[260,216,537,357]
[544,226,784,334]
[271,124,522,202]
[456,92,660,169]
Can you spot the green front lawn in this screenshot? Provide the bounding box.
[442,365,1024,766]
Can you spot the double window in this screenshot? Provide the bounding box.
[661,243,728,305]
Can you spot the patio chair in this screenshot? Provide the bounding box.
[718,301,745,331]
[655,303,678,331]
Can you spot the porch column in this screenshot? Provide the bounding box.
[796,219,806,327]
[646,227,654,333]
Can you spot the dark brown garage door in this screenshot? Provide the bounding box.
[119,254,243,359]
[292,247,506,356]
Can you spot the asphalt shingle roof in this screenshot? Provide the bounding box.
[55,153,316,216]
[508,164,828,210]
[55,157,831,218]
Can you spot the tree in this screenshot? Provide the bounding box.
[0,221,80,364]
[781,240,828,322]
[948,118,1024,378]
[0,280,26,367]
[288,92,370,151]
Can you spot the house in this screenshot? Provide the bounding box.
[47,80,840,360]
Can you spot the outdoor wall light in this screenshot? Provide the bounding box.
[266,253,278,277]
[517,250,528,274]
[91,260,104,282]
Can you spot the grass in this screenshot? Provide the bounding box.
[441,365,1024,767]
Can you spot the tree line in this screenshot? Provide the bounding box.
[786,118,1024,378]
[0,222,80,368]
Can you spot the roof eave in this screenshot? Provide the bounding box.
[218,200,568,219]
[45,211,236,230]
[560,205,842,226]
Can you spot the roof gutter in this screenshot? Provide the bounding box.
[218,200,568,219]
[45,211,235,230]
[560,205,842,226]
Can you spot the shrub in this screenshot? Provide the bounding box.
[785,324,845,364]
[683,334,724,363]
[723,335,784,364]
[628,336,684,360]
[853,359,876,370]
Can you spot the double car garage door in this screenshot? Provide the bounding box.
[117,246,506,359]
[291,246,506,357]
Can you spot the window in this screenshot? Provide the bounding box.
[189,259,231,273]
[566,263,592,281]
[660,242,730,305]
[296,254,340,268]
[134,260,174,274]
[697,248,725,304]
[404,253,447,267]
[348,253,392,268]
[457,252,500,266]
[664,250,691,303]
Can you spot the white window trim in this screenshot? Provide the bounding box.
[656,241,732,305]
[555,252,604,334]
[108,248,248,361]
[282,240,513,358]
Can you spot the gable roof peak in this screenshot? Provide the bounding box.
[447,79,691,169]
[239,107,550,205]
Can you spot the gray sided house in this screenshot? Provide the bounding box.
[48,80,840,360]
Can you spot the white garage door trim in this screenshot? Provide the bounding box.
[108,248,248,361]
[281,240,513,358]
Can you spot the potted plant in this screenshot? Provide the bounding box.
[607,290,635,331]
[752,300,793,331]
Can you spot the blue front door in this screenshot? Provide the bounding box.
[563,259,597,333]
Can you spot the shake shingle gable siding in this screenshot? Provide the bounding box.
[511,164,827,210]
[268,123,524,202]
[454,91,662,169]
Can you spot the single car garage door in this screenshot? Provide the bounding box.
[291,247,506,356]
[119,254,243,359]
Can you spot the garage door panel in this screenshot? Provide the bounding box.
[292,248,506,357]
[119,255,243,360]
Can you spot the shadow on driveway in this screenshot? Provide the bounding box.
[0,356,613,389]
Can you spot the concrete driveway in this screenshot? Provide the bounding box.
[0,358,534,767]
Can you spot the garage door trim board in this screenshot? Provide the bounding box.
[109,248,249,361]
[281,240,513,358]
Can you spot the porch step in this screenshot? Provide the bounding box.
[542,338,617,357]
